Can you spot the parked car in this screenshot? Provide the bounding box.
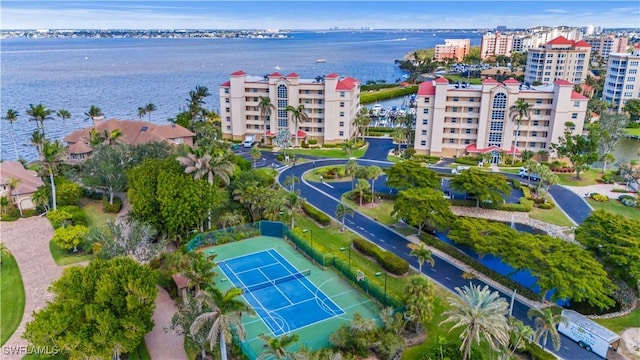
[518,167,540,181]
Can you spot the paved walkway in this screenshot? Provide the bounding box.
[145,287,187,360]
[562,183,635,201]
[1,217,62,360]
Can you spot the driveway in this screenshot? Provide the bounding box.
[361,137,395,161]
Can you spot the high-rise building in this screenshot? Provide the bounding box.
[434,39,471,62]
[602,44,640,114]
[219,71,361,144]
[524,36,591,85]
[412,77,588,160]
[583,34,629,60]
[480,32,514,59]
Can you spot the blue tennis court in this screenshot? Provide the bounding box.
[217,248,345,336]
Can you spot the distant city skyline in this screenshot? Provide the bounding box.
[1,1,639,31]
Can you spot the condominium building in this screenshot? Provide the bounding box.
[602,44,640,114]
[524,36,591,85]
[219,71,360,144]
[480,32,513,59]
[583,34,629,60]
[412,77,588,161]
[434,39,471,62]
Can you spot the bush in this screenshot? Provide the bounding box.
[491,197,533,212]
[56,181,82,206]
[601,173,624,184]
[353,237,409,275]
[234,155,252,171]
[521,185,532,199]
[322,143,339,148]
[277,154,285,161]
[58,205,88,227]
[82,187,104,201]
[621,198,638,207]
[1,207,21,221]
[21,209,38,217]
[420,339,482,360]
[308,139,318,145]
[301,140,309,148]
[612,188,632,193]
[301,202,331,226]
[102,196,123,213]
[511,178,521,189]
[537,202,555,209]
[454,156,481,166]
[618,194,635,201]
[518,340,558,360]
[589,193,609,202]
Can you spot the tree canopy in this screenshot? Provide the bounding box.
[385,160,441,191]
[551,125,599,179]
[449,168,511,207]
[393,187,455,235]
[24,257,158,360]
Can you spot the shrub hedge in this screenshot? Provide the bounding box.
[454,156,481,166]
[353,237,409,275]
[589,193,609,202]
[102,196,123,213]
[301,202,331,226]
[537,202,555,209]
[308,139,318,145]
[492,197,534,212]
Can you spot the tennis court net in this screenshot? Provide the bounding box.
[241,269,311,293]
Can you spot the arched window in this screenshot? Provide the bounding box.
[488,93,507,147]
[277,84,288,128]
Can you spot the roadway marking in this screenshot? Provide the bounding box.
[322,182,334,188]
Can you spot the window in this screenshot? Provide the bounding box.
[420,140,426,146]
[225,107,230,113]
[450,128,456,134]
[536,99,542,104]
[226,126,231,130]
[452,107,458,112]
[339,121,344,127]
[305,90,310,94]
[626,85,635,90]
[530,142,536,148]
[422,119,429,125]
[277,84,288,128]
[468,107,473,112]
[469,98,475,102]
[630,69,637,74]
[340,112,345,117]
[423,109,430,114]
[254,125,259,129]
[424,98,430,103]
[624,92,633,97]
[340,102,345,108]
[340,92,345,98]
[453,97,459,102]
[467,118,473,124]
[465,129,471,134]
[224,88,229,94]
[253,88,258,93]
[628,77,636,82]
[449,139,455,144]
[493,93,507,109]
[631,61,639,66]
[464,139,471,144]
[277,85,288,99]
[532,131,538,137]
[488,133,502,142]
[226,117,231,122]
[451,118,457,123]
[573,101,580,107]
[489,121,503,131]
[225,98,230,103]
[318,127,324,133]
[318,109,323,114]
[254,116,259,120]
[339,131,344,136]
[421,130,427,135]
[533,120,539,126]
[571,113,578,119]
[318,99,323,104]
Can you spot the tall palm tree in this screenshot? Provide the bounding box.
[177,148,234,187]
[56,109,71,123]
[335,202,354,231]
[409,243,435,273]
[137,107,146,120]
[26,103,54,137]
[342,140,354,157]
[85,105,104,126]
[284,175,300,192]
[440,283,510,360]
[367,166,384,203]
[184,252,217,293]
[392,127,405,155]
[354,178,370,206]
[188,85,211,122]
[509,99,531,165]
[285,192,302,229]
[258,96,275,142]
[285,104,309,147]
[353,108,371,143]
[344,160,359,190]
[250,146,262,168]
[257,333,300,360]
[3,109,21,160]
[190,287,254,360]
[527,307,566,351]
[145,103,157,121]
[404,275,435,333]
[40,140,66,211]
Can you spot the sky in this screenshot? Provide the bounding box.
[1,1,639,30]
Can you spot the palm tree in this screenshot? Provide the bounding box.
[342,140,354,157]
[527,307,566,351]
[354,178,370,206]
[335,202,354,231]
[440,283,510,360]
[85,105,104,126]
[56,109,71,123]
[40,140,66,211]
[409,243,435,273]
[177,149,234,187]
[26,103,54,137]
[344,160,359,190]
[258,96,275,142]
[367,166,384,203]
[509,99,531,165]
[137,107,146,120]
[353,108,371,143]
[285,192,302,229]
[285,104,309,147]
[257,333,300,360]
[392,127,405,155]
[250,146,262,168]
[188,85,211,122]
[404,275,435,333]
[144,103,157,121]
[3,109,21,160]
[284,175,300,192]
[218,212,243,230]
[184,252,217,293]
[190,287,254,360]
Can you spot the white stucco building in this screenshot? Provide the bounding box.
[219,71,361,145]
[602,44,640,114]
[412,77,589,162]
[524,36,591,85]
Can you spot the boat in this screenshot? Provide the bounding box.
[371,103,383,116]
[274,65,281,70]
[316,59,326,63]
[379,107,387,117]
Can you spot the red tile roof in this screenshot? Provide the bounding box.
[0,161,45,195]
[634,44,640,49]
[571,91,588,100]
[482,77,499,84]
[435,77,449,84]
[573,40,591,47]
[417,81,436,96]
[554,79,573,86]
[230,70,246,76]
[336,77,359,90]
[546,36,574,45]
[503,78,520,85]
[220,81,230,86]
[466,144,521,155]
[269,72,282,77]
[286,72,300,77]
[325,73,339,79]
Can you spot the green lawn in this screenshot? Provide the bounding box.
[529,207,575,227]
[80,199,116,229]
[625,128,640,137]
[594,307,640,334]
[22,342,150,360]
[555,169,614,186]
[49,240,93,266]
[386,154,404,163]
[1,252,25,346]
[587,199,640,220]
[342,196,396,226]
[286,144,367,159]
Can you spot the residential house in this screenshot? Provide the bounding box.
[0,161,45,212]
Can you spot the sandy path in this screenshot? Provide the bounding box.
[1,217,62,360]
[144,287,188,360]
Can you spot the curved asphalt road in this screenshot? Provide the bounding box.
[278,157,599,360]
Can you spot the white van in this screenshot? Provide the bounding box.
[518,167,540,181]
[451,166,470,174]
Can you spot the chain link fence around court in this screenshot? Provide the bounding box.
[187,221,403,310]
